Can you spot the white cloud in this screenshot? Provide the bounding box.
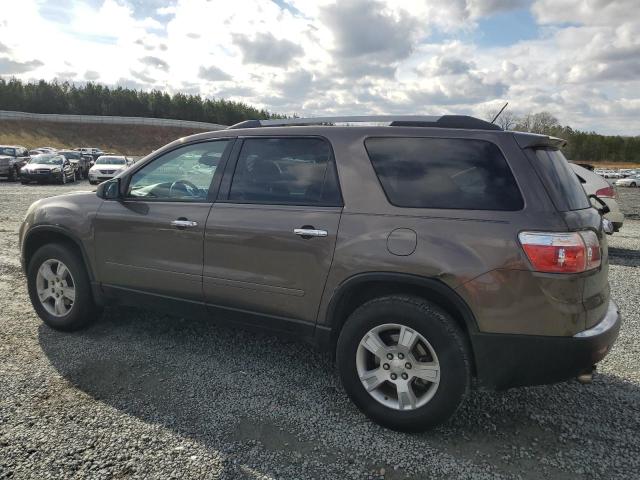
[0,0,638,134]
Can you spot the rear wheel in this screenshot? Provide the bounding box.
[336,295,470,432]
[631,182,637,187]
[27,243,101,331]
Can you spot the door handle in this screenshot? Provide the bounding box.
[294,228,328,238]
[171,219,198,229]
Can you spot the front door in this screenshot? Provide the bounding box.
[204,136,343,324]
[94,139,233,301]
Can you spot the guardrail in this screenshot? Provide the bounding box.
[0,110,227,130]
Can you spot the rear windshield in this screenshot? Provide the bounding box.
[365,137,523,211]
[532,149,590,211]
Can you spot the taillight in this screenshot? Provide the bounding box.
[518,231,601,273]
[595,186,614,198]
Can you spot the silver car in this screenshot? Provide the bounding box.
[570,163,624,232]
[88,155,128,185]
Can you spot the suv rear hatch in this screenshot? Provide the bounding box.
[521,140,610,330]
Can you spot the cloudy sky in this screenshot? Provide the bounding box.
[0,0,638,134]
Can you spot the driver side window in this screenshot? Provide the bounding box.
[126,140,230,201]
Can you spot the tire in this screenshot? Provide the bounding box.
[336,295,470,432]
[27,243,102,331]
[631,182,637,187]
[8,167,18,182]
[21,179,29,185]
[89,180,97,185]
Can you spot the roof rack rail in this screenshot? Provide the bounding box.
[227,115,502,131]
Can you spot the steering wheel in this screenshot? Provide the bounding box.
[169,179,200,198]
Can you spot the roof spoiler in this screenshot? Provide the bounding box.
[513,132,567,149]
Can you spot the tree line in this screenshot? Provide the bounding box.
[486,109,640,163]
[0,78,282,126]
[1,78,638,163]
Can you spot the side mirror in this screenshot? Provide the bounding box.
[96,177,121,200]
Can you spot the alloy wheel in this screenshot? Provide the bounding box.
[356,323,440,411]
[36,259,76,317]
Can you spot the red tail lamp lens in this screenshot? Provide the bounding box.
[519,231,601,273]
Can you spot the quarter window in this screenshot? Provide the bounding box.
[127,140,230,201]
[365,137,524,211]
[228,138,341,206]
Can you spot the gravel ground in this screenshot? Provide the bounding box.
[1,180,639,480]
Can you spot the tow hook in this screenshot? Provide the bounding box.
[577,366,596,384]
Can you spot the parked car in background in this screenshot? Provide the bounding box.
[0,145,30,181]
[29,149,48,157]
[36,147,57,153]
[58,150,91,179]
[615,174,640,187]
[570,163,624,232]
[77,147,104,161]
[88,155,128,184]
[19,115,620,432]
[20,153,76,184]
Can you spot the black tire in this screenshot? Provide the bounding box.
[8,167,18,182]
[21,179,29,185]
[631,182,637,187]
[336,295,470,432]
[27,243,102,331]
[89,180,97,185]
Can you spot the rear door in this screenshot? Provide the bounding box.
[94,139,233,301]
[203,136,342,325]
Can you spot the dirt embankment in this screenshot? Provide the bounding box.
[0,120,212,156]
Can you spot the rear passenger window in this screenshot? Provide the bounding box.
[365,137,523,211]
[228,138,342,206]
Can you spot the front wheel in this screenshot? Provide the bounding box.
[8,167,18,182]
[336,295,470,432]
[631,182,637,187]
[27,243,102,331]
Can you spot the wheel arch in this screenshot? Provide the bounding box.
[320,272,479,373]
[23,225,96,282]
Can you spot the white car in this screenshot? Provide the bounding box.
[615,174,640,187]
[88,155,128,185]
[570,163,624,232]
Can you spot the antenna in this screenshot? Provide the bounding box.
[491,102,509,124]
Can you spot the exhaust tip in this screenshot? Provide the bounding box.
[577,366,596,384]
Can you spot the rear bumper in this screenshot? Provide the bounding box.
[471,300,621,389]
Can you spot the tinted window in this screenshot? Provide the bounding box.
[228,138,341,206]
[0,147,16,156]
[127,140,230,201]
[365,137,523,210]
[533,149,589,211]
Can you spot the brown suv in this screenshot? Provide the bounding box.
[19,115,621,431]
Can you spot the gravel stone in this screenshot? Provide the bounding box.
[1,180,639,479]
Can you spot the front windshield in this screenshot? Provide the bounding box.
[60,151,80,160]
[96,156,126,165]
[30,154,62,165]
[0,147,16,156]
